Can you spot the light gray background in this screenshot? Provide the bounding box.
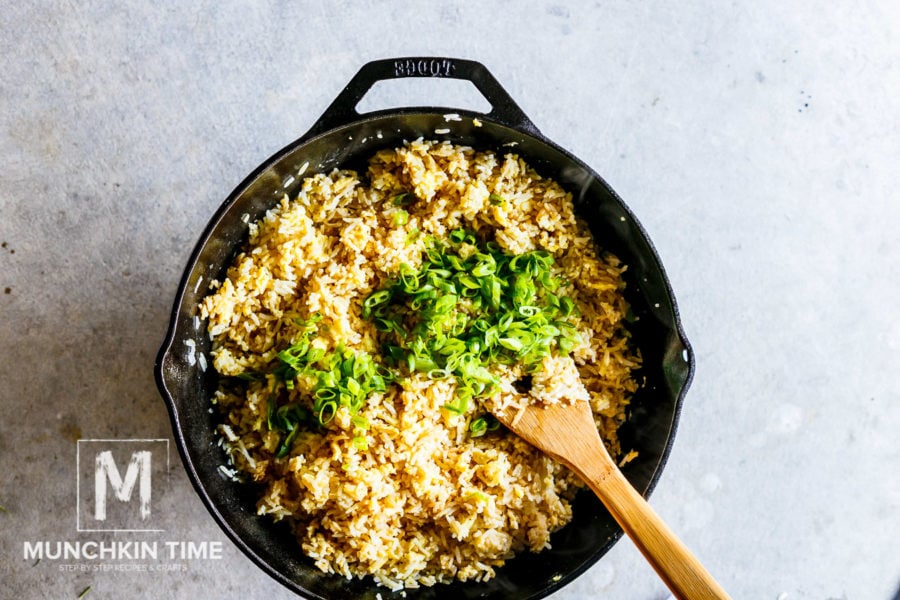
[1,1,898,599]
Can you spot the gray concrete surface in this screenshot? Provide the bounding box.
[1,1,898,599]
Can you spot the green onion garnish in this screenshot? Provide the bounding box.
[361,229,580,414]
[391,192,411,206]
[469,414,501,438]
[261,314,393,457]
[393,209,409,226]
[231,229,582,458]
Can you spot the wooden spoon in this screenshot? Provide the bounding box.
[492,400,731,600]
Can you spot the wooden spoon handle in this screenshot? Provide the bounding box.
[491,401,729,598]
[581,459,731,600]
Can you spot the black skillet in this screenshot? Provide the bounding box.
[155,56,694,600]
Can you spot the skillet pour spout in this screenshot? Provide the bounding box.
[155,56,694,600]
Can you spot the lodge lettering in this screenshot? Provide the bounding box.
[393,58,455,78]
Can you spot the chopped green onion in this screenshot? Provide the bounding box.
[427,368,450,380]
[266,394,277,432]
[471,257,496,278]
[393,209,409,226]
[364,289,391,309]
[257,230,583,456]
[235,371,263,381]
[498,337,523,352]
[469,417,488,437]
[315,388,336,400]
[391,192,411,206]
[260,313,393,455]
[443,398,467,415]
[449,228,467,244]
[275,425,301,458]
[317,401,337,425]
[518,305,539,317]
[469,414,501,438]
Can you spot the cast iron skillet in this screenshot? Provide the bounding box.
[155,57,694,600]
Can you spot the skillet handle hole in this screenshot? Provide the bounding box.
[355,77,492,115]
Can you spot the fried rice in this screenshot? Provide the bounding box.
[199,139,640,590]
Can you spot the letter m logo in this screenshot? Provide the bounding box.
[77,439,169,532]
[94,450,151,521]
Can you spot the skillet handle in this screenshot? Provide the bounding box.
[302,57,540,139]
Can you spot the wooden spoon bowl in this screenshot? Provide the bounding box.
[492,400,731,600]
